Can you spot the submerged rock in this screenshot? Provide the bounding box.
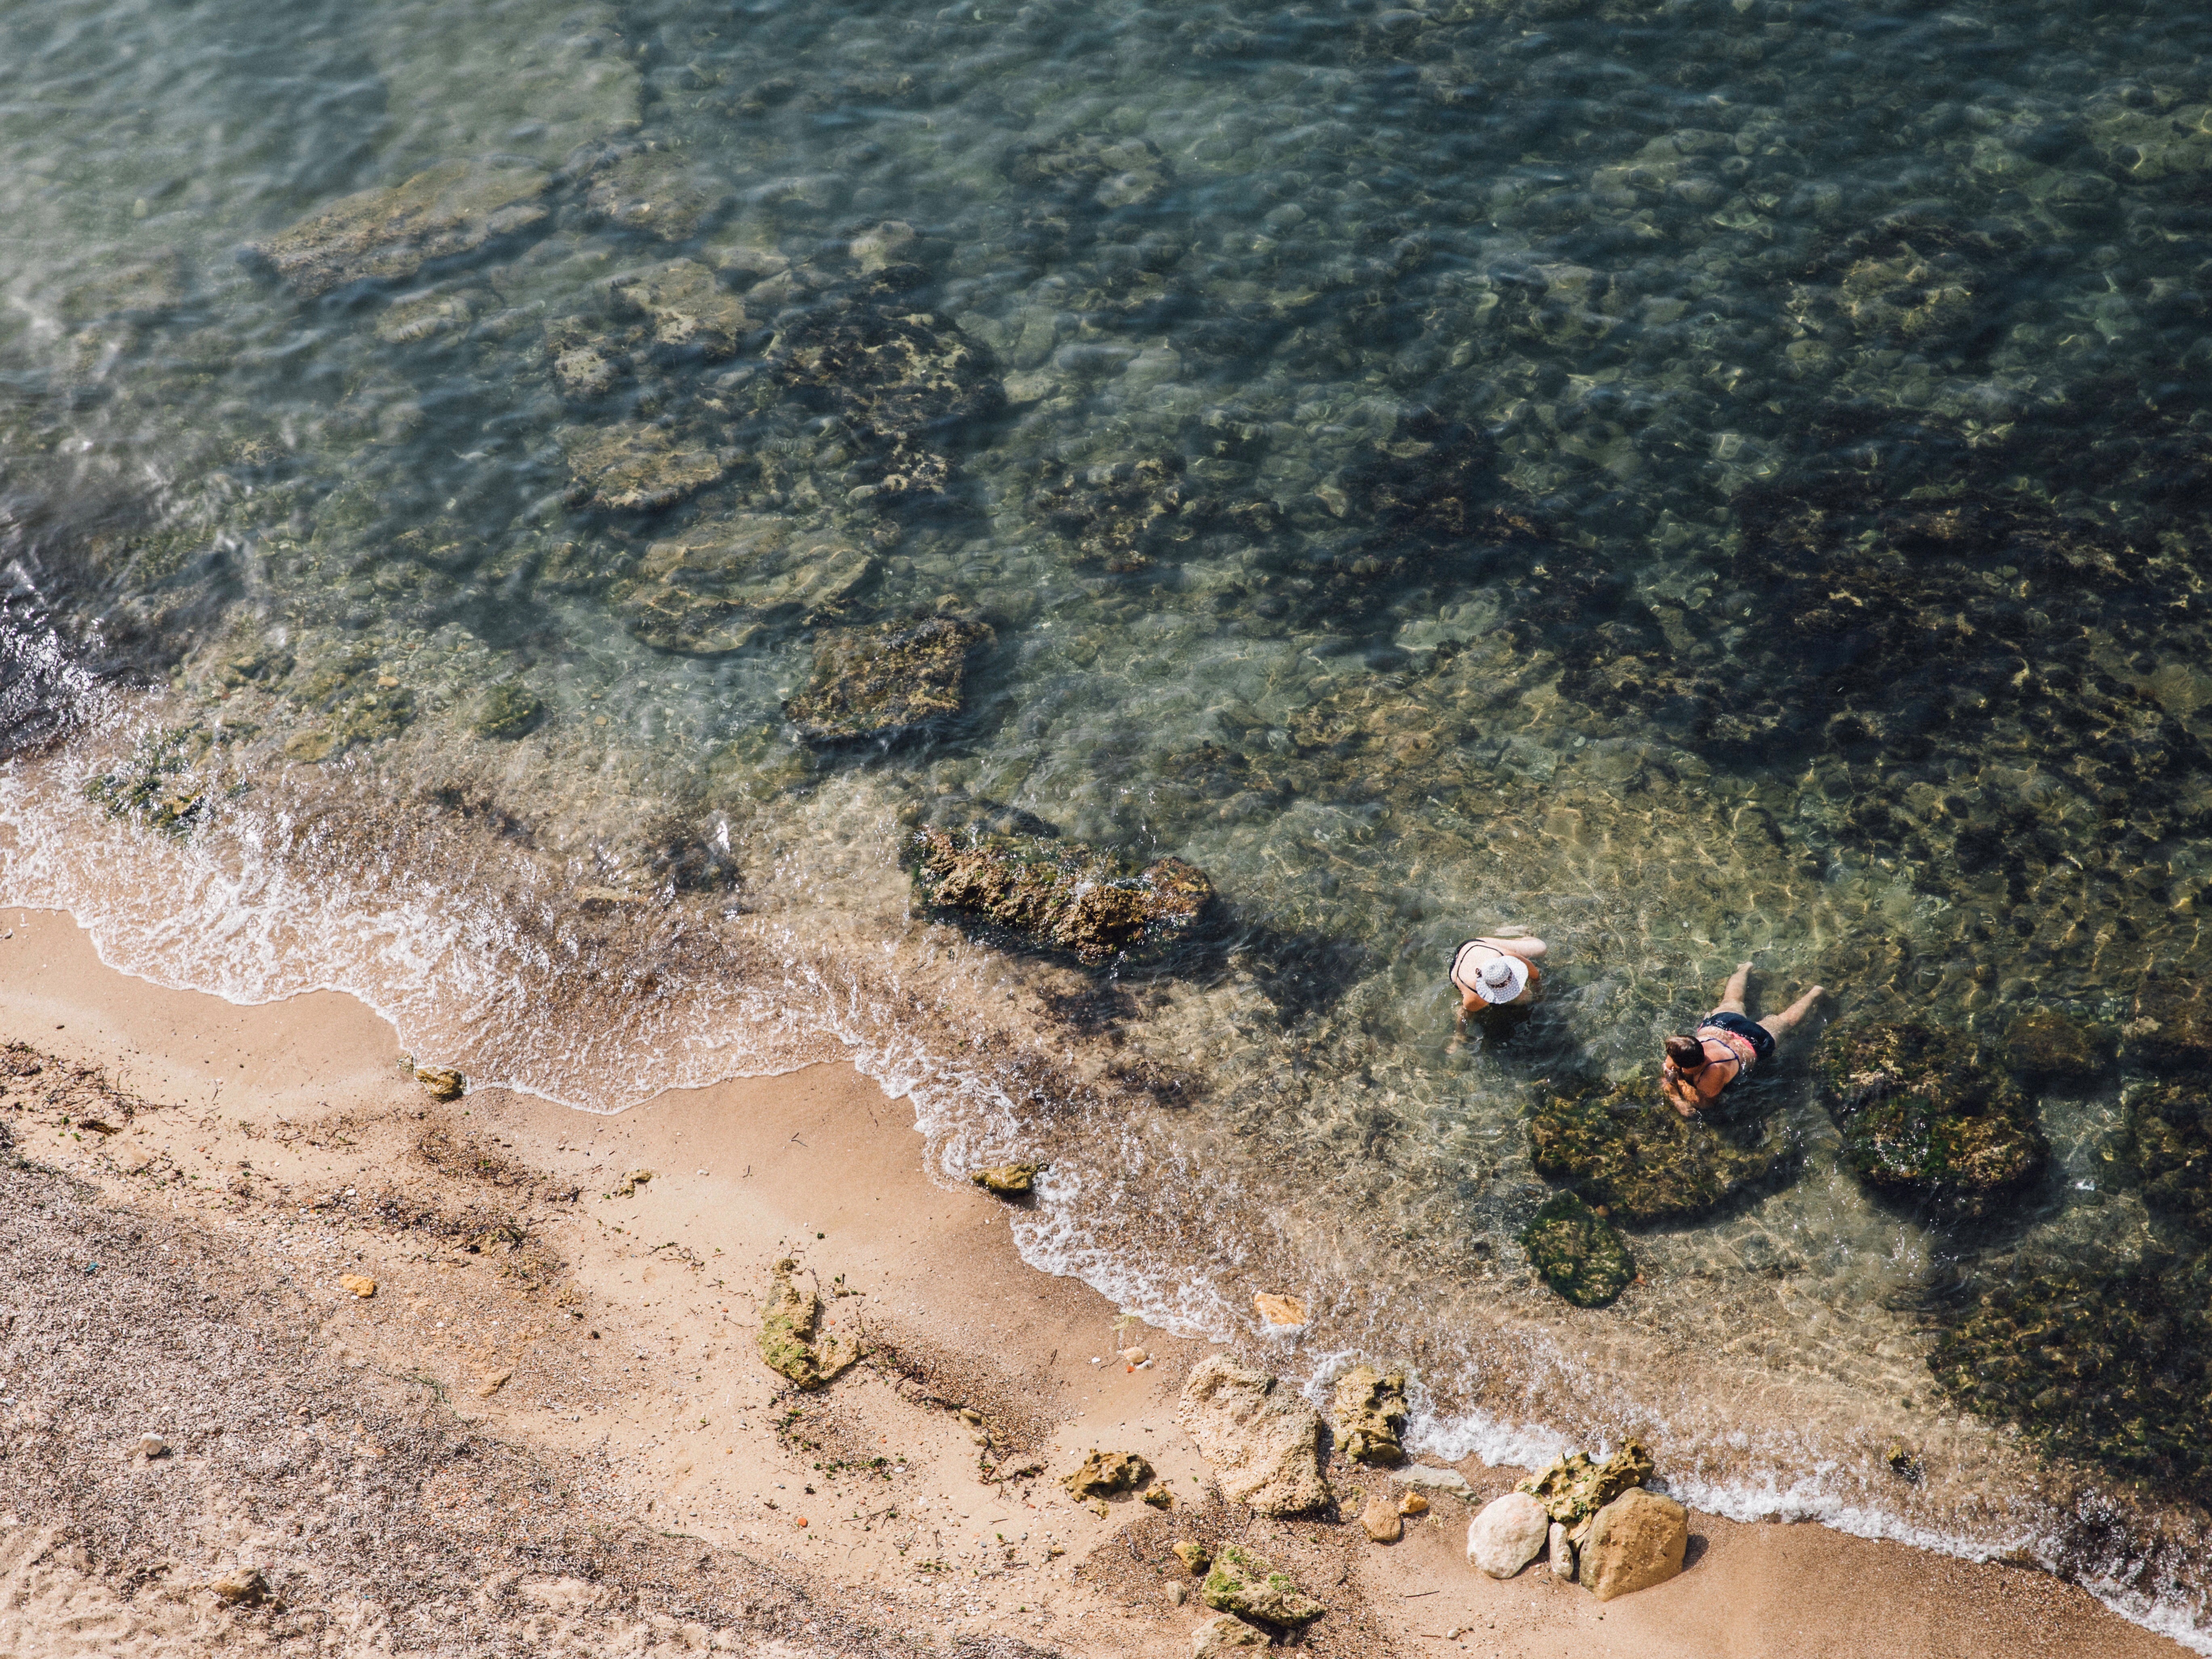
[472,682,544,741]
[1062,1448,1151,1500]
[1034,454,1201,573]
[2002,1009,2114,1091]
[1519,1192,1634,1308]
[1174,1355,1330,1517]
[782,616,992,744]
[1579,1488,1688,1601]
[1199,1543,1325,1627]
[2126,984,2212,1077]
[2126,1083,2212,1236]
[375,285,484,346]
[909,827,1213,967]
[1330,1363,1407,1466]
[758,1257,858,1389]
[1466,1491,1549,1579]
[558,423,728,513]
[248,161,550,297]
[1928,1250,2212,1499]
[1815,1022,2048,1217]
[1518,1442,1654,1527]
[582,145,733,242]
[613,517,871,655]
[608,259,748,360]
[969,1162,1040,1196]
[1527,1074,1796,1223]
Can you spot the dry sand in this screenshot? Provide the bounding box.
[0,904,2184,1658]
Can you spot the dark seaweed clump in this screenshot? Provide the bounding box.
[1929,1251,2212,1503]
[1526,1073,1797,1225]
[1520,1190,1634,1309]
[1815,1021,2048,1218]
[908,826,1214,967]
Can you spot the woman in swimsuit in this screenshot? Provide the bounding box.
[1450,934,1548,1045]
[1661,961,1825,1117]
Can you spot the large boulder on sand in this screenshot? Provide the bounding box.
[1466,1491,1550,1579]
[1175,1356,1330,1516]
[1579,1487,1688,1600]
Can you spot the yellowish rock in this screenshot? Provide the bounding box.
[1398,1491,1430,1516]
[1580,1487,1688,1601]
[1359,1492,1403,1543]
[1252,1292,1306,1327]
[474,1367,512,1399]
[209,1566,269,1606]
[339,1274,376,1299]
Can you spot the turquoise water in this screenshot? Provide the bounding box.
[5,0,2212,1642]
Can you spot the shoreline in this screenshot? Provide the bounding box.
[0,902,2187,1658]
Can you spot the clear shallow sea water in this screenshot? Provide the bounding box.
[5,0,2212,1642]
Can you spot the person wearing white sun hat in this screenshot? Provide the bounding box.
[1449,932,1548,1044]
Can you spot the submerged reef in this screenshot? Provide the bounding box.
[611,517,872,656]
[1930,1250,2212,1504]
[908,827,1213,967]
[1815,1022,2048,1217]
[1520,1191,1634,1309]
[782,615,992,743]
[2002,1009,2115,1093]
[2126,1083,2212,1237]
[1527,1074,1797,1224]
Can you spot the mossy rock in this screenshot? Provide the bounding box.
[1520,1191,1634,1308]
[1199,1543,1325,1627]
[1929,1251,2212,1500]
[758,1257,858,1389]
[1815,1022,2048,1218]
[909,826,1213,967]
[783,616,992,743]
[1527,1074,1796,1224]
[969,1162,1040,1196]
[2126,1082,2212,1236]
[1517,1440,1653,1525]
[2002,1009,2114,1091]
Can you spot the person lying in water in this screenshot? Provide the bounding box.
[1661,962,1824,1117]
[1450,933,1548,1043]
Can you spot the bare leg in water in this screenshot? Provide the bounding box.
[1714,961,1825,1043]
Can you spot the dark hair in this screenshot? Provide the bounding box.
[1664,1035,1707,1070]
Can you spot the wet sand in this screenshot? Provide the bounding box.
[0,904,2183,1658]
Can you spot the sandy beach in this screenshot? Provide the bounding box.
[0,902,2183,1659]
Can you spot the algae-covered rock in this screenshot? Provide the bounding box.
[782,616,992,744]
[1928,1251,2212,1499]
[1062,1448,1152,1499]
[414,1065,465,1102]
[1330,1363,1407,1466]
[969,1162,1040,1196]
[1199,1543,1325,1627]
[910,827,1213,967]
[612,517,872,654]
[1527,1074,1796,1224]
[608,259,747,360]
[2126,984,2212,1077]
[1190,1613,1267,1655]
[559,423,729,513]
[1172,1540,1212,1574]
[473,682,544,741]
[248,161,550,297]
[1816,1022,2048,1217]
[1519,1192,1634,1308]
[1007,132,1171,212]
[1517,1441,1654,1526]
[2002,1009,2114,1091]
[759,1257,858,1389]
[2127,1082,2212,1236]
[1035,454,1201,574]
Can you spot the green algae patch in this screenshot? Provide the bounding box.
[1518,1441,1654,1525]
[2002,1009,2115,1091]
[908,827,1213,967]
[1929,1252,2212,1501]
[1527,1074,1797,1224]
[2127,1083,2212,1236]
[1816,1022,2047,1218]
[783,616,992,744]
[759,1258,858,1390]
[1199,1543,1325,1627]
[1331,1363,1407,1466]
[1520,1192,1634,1309]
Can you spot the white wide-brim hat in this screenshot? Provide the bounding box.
[1472,953,1529,1005]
